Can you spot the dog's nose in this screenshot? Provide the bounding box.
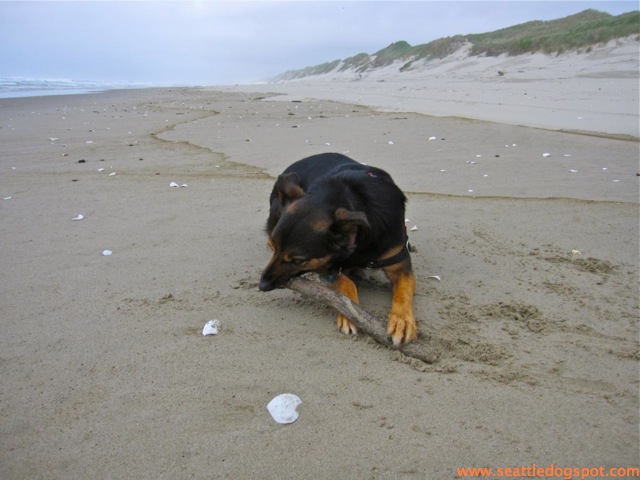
[259,277,275,292]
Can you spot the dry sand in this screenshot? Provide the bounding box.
[1,44,639,479]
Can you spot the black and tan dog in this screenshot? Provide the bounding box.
[259,153,417,345]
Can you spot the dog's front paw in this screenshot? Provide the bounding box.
[387,313,417,346]
[337,314,358,336]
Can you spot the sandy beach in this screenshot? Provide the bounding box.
[1,44,639,479]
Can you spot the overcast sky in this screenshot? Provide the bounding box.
[1,1,636,85]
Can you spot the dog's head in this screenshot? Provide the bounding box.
[259,173,369,291]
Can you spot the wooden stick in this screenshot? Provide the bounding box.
[287,277,438,364]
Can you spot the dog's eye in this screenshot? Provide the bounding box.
[289,257,307,266]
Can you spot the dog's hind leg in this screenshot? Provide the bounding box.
[331,273,359,335]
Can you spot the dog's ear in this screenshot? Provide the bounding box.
[331,207,369,251]
[334,207,369,228]
[275,172,305,204]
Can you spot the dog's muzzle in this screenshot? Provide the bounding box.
[259,270,287,292]
[259,268,304,292]
[259,277,277,292]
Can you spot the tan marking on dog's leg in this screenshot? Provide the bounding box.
[331,273,359,335]
[384,266,417,346]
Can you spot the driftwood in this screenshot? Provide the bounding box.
[287,277,438,364]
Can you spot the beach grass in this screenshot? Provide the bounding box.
[467,9,640,56]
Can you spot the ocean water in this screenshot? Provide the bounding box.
[0,77,155,99]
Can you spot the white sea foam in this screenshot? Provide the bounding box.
[0,77,154,99]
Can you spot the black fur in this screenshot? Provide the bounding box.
[261,153,408,290]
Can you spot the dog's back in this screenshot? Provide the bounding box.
[266,153,358,232]
[279,152,360,190]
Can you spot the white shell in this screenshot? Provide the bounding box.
[72,214,84,221]
[102,250,113,256]
[267,393,301,424]
[202,319,220,336]
[542,153,551,157]
[169,182,179,187]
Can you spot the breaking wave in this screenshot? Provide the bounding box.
[0,77,154,99]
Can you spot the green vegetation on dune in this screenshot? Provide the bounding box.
[370,41,414,68]
[467,9,640,56]
[271,9,639,81]
[339,52,371,72]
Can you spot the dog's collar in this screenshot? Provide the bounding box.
[319,230,411,282]
[320,240,411,283]
[366,241,411,269]
[319,270,339,283]
[367,226,411,269]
